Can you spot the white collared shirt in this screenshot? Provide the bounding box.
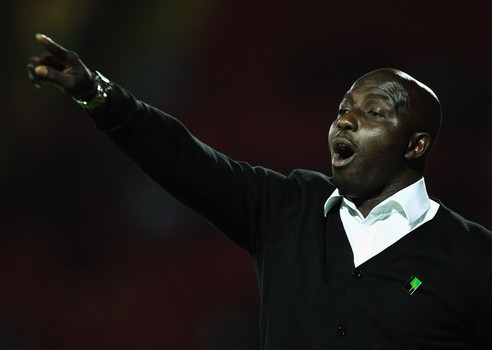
[323,178,440,267]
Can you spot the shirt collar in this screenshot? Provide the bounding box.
[323,178,431,225]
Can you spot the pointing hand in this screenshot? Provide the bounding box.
[28,34,96,98]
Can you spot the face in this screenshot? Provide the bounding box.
[328,72,414,201]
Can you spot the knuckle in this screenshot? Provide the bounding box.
[67,50,79,59]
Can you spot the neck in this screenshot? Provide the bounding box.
[349,175,422,218]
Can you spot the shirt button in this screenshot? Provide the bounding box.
[337,326,347,337]
[352,269,362,280]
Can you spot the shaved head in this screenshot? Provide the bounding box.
[353,68,442,158]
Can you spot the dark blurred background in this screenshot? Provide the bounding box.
[1,0,491,349]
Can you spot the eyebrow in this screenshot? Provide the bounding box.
[365,93,390,101]
[341,92,393,106]
[342,93,353,102]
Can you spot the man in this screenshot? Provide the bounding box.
[28,34,492,349]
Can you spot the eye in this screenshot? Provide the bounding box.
[338,108,349,116]
[368,110,384,118]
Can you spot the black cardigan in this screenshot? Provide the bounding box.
[91,86,492,349]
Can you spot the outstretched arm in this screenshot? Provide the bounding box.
[26,34,301,256]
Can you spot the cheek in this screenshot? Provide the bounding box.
[328,122,337,144]
[363,131,408,165]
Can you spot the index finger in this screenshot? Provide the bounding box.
[35,33,69,60]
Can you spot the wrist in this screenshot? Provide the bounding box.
[72,71,113,110]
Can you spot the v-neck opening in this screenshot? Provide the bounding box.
[325,204,442,271]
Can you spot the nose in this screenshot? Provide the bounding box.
[337,110,358,131]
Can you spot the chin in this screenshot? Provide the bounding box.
[332,173,365,200]
[332,174,351,196]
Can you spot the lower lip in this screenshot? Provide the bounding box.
[331,153,355,168]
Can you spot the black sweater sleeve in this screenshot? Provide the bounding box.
[88,85,301,256]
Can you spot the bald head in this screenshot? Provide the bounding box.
[354,68,442,155]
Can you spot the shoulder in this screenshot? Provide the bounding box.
[434,200,492,247]
[251,168,335,204]
[288,169,335,189]
[285,169,336,206]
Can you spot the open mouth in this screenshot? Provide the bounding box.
[332,141,355,167]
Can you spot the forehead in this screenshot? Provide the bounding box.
[346,74,410,106]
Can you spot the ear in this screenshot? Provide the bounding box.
[404,132,431,161]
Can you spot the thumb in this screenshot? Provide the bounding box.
[34,64,95,96]
[34,64,67,83]
[34,65,49,78]
[34,65,66,93]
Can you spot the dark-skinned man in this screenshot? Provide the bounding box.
[28,34,492,349]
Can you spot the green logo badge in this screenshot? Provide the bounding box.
[403,276,422,295]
